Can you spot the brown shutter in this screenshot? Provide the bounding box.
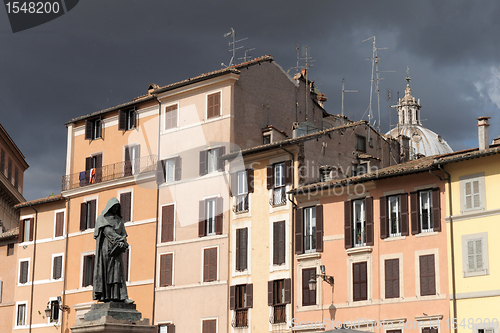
[278,221,285,264]
[302,269,309,305]
[266,165,274,189]
[230,285,236,310]
[432,188,441,231]
[284,278,291,304]
[284,160,292,186]
[247,169,254,193]
[53,256,62,280]
[28,218,34,241]
[273,222,278,264]
[55,212,64,237]
[203,248,210,282]
[213,92,220,117]
[89,200,96,228]
[82,256,87,287]
[410,191,419,234]
[215,197,223,235]
[385,258,399,299]
[246,283,253,308]
[20,261,28,283]
[118,110,126,131]
[268,280,274,306]
[207,93,214,119]
[360,261,367,300]
[18,219,24,243]
[240,228,247,270]
[124,147,132,176]
[400,193,409,236]
[80,202,87,231]
[175,156,182,181]
[122,248,129,282]
[199,150,207,176]
[161,205,174,242]
[316,205,323,252]
[198,200,206,237]
[120,192,132,223]
[344,200,353,249]
[217,146,226,171]
[235,228,241,270]
[160,254,170,286]
[365,197,374,246]
[420,254,436,296]
[130,109,136,129]
[295,208,303,254]
[209,248,217,281]
[353,262,367,301]
[379,196,388,239]
[85,120,92,140]
[167,324,175,333]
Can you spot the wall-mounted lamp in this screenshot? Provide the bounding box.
[45,296,70,319]
[309,264,334,291]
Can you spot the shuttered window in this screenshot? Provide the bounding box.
[295,205,323,254]
[349,198,374,247]
[207,92,221,119]
[19,261,29,284]
[302,268,316,306]
[85,118,102,140]
[268,279,291,306]
[159,253,173,287]
[411,189,441,234]
[118,109,136,131]
[203,247,217,282]
[353,261,367,301]
[165,104,178,130]
[421,327,438,333]
[52,256,63,280]
[467,238,484,272]
[80,200,97,231]
[199,198,223,237]
[273,221,285,265]
[230,284,253,310]
[235,228,248,271]
[464,179,481,210]
[384,259,399,299]
[55,212,64,237]
[199,147,225,176]
[120,192,132,223]
[19,218,34,243]
[161,204,175,243]
[82,255,95,287]
[202,319,216,333]
[419,254,436,296]
[17,303,26,326]
[158,323,175,333]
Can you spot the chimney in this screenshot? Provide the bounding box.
[477,116,490,151]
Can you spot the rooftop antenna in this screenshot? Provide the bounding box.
[301,45,315,121]
[222,28,248,67]
[341,79,358,117]
[238,48,256,63]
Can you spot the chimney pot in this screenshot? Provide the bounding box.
[477,116,490,151]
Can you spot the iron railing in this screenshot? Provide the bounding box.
[231,309,248,328]
[233,194,249,213]
[270,186,286,207]
[62,155,157,191]
[270,304,286,324]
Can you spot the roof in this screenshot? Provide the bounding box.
[14,194,65,209]
[0,227,19,240]
[291,145,500,194]
[0,124,28,169]
[66,55,275,125]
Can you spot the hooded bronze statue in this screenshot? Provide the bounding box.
[93,197,133,303]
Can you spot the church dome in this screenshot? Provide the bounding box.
[386,73,453,158]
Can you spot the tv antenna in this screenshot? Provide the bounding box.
[222,28,248,67]
[341,79,358,117]
[301,46,315,121]
[238,48,256,63]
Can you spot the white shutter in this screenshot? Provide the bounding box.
[467,240,475,271]
[475,239,483,270]
[465,182,472,209]
[472,180,481,208]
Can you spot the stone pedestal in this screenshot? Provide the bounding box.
[71,302,156,333]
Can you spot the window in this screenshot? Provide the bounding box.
[161,204,175,242]
[124,145,140,176]
[19,218,33,243]
[263,134,271,145]
[353,261,367,301]
[7,243,14,256]
[302,268,316,306]
[421,327,438,333]
[478,329,494,333]
[159,253,173,287]
[267,161,292,206]
[231,170,253,213]
[199,147,225,176]
[207,92,221,119]
[203,247,217,282]
[165,104,178,130]
[384,259,399,299]
[419,254,436,296]
[80,199,97,231]
[353,199,366,247]
[410,189,440,234]
[55,212,64,237]
[158,324,175,333]
[230,284,253,328]
[14,168,18,189]
[85,118,102,140]
[462,232,489,277]
[122,247,129,282]
[119,192,132,223]
[352,163,368,177]
[202,319,216,333]
[273,221,285,265]
[460,173,486,212]
[16,303,27,326]
[235,228,248,271]
[198,198,223,237]
[82,254,95,287]
[52,256,63,280]
[49,299,59,323]
[84,154,102,184]
[356,135,366,152]
[118,108,136,131]
[160,156,181,183]
[8,159,12,181]
[19,260,29,284]
[0,150,4,174]
[268,279,291,324]
[380,194,409,239]
[295,205,323,254]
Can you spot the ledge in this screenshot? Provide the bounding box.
[296,252,321,261]
[346,246,372,255]
[446,208,500,222]
[415,231,438,238]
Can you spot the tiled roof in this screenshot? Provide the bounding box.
[0,226,19,240]
[66,55,275,125]
[14,194,65,209]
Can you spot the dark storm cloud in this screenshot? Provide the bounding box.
[1,0,499,200]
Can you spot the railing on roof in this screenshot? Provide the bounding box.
[62,155,157,191]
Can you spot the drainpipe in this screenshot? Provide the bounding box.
[439,164,457,333]
[27,204,38,333]
[61,196,70,332]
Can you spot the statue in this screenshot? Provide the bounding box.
[93,197,133,303]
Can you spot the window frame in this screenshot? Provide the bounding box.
[202,318,217,333]
[16,301,27,327]
[85,118,103,140]
[7,243,14,256]
[303,207,316,253]
[273,220,285,266]
[161,203,175,243]
[165,103,178,130]
[235,227,248,272]
[206,91,221,119]
[18,259,30,285]
[459,173,486,213]
[202,246,218,283]
[53,209,66,238]
[462,232,489,277]
[301,267,317,306]
[48,298,60,324]
[205,198,217,236]
[51,253,64,281]
[388,195,401,237]
[419,190,433,233]
[355,134,367,152]
[80,198,97,231]
[353,199,366,247]
[159,252,174,287]
[81,252,95,288]
[21,217,32,243]
[352,261,368,302]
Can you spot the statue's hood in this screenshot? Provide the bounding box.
[101,197,120,216]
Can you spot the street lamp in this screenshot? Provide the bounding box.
[309,265,334,291]
[45,296,70,320]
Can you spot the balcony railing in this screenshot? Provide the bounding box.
[62,155,157,191]
[270,186,286,207]
[233,194,249,213]
[270,304,286,324]
[231,309,248,328]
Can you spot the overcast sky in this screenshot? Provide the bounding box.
[1,0,499,201]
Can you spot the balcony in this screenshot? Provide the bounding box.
[62,155,157,191]
[270,304,286,324]
[270,186,286,207]
[231,309,248,328]
[233,194,249,213]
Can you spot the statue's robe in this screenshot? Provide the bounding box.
[93,197,129,302]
